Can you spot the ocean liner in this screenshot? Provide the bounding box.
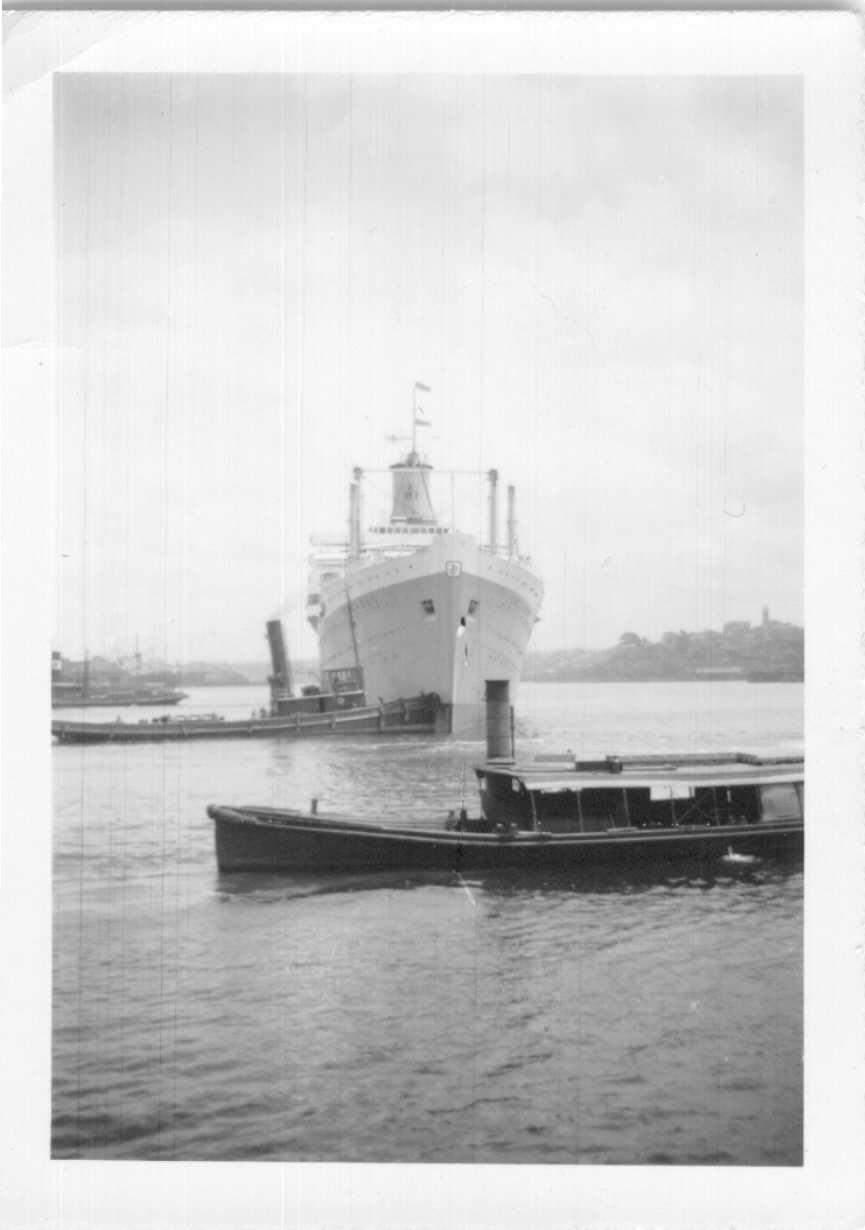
[305,390,544,733]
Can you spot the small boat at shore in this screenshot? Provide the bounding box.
[208,681,803,875]
[51,649,187,707]
[52,684,188,708]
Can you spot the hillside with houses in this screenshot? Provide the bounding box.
[524,608,803,683]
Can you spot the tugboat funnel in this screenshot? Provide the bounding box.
[485,679,513,761]
[266,620,292,696]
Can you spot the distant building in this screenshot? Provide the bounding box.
[723,621,751,636]
[694,666,744,679]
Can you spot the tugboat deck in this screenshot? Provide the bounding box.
[492,757,802,792]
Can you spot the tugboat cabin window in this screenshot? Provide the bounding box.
[421,599,436,618]
[649,784,693,800]
[760,783,801,821]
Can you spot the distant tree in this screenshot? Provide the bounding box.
[619,632,642,648]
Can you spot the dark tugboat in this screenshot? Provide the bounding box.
[52,622,446,744]
[207,681,804,874]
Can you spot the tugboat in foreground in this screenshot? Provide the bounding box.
[208,681,804,875]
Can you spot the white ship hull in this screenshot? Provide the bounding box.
[316,532,543,734]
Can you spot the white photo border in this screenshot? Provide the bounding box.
[2,10,862,1228]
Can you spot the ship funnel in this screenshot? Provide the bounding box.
[389,458,436,523]
[266,620,292,696]
[485,679,514,761]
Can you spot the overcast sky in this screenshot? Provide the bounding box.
[54,73,802,663]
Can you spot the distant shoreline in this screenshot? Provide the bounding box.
[177,674,804,688]
[522,674,803,685]
[54,616,804,691]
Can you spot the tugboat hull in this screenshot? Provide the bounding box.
[208,805,803,875]
[53,694,445,744]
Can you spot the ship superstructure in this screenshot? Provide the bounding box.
[306,392,543,732]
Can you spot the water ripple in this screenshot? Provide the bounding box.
[52,681,803,1164]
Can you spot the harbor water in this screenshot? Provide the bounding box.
[52,681,803,1164]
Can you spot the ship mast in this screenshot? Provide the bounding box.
[383,384,437,525]
[411,381,431,460]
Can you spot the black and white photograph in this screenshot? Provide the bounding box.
[2,9,863,1228]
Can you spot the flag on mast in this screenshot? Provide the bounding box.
[414,381,431,426]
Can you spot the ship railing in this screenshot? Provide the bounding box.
[309,535,351,547]
[309,540,533,567]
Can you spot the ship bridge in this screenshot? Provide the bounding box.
[305,448,529,632]
[387,450,437,524]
